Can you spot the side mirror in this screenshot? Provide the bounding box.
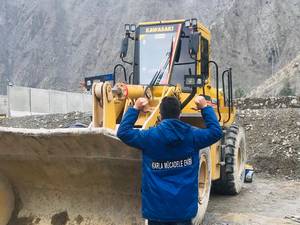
[120,36,129,58]
[189,32,200,58]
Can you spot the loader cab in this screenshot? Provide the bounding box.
[119,19,210,91]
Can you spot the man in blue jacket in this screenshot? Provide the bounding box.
[117,96,222,225]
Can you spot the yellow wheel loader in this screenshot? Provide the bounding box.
[0,19,250,225]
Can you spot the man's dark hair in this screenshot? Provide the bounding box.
[160,96,181,119]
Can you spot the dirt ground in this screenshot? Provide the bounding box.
[204,98,300,225]
[204,175,300,225]
[237,108,300,180]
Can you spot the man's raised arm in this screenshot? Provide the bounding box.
[192,96,223,150]
[117,98,149,149]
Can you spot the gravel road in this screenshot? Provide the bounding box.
[205,175,300,225]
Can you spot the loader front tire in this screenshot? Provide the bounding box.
[213,125,246,195]
[192,147,211,225]
[0,175,14,225]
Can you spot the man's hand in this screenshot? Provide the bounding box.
[194,96,208,110]
[134,97,149,112]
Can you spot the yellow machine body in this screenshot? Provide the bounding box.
[92,20,236,181]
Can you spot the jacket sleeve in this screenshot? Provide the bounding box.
[192,106,223,150]
[116,107,149,150]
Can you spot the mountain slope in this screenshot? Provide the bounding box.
[0,0,299,95]
[248,54,300,97]
[0,0,235,94]
[211,0,300,92]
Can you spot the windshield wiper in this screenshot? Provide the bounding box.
[149,38,174,87]
[149,50,171,86]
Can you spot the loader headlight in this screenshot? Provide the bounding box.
[125,24,130,33]
[184,75,203,88]
[191,18,197,27]
[86,80,92,86]
[185,77,195,86]
[130,24,136,32]
[184,19,191,28]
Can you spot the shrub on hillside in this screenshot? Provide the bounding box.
[234,87,246,98]
[279,81,295,96]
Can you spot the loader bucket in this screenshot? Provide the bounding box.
[0,127,143,225]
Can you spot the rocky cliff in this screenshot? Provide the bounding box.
[211,0,300,92]
[248,54,300,97]
[0,0,299,94]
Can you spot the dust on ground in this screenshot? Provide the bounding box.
[205,175,300,225]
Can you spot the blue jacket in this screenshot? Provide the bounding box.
[117,106,222,221]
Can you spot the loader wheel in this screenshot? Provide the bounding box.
[192,148,211,225]
[213,125,246,195]
[0,175,14,225]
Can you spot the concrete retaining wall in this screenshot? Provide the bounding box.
[49,90,68,114]
[31,88,50,114]
[0,95,8,115]
[8,86,92,117]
